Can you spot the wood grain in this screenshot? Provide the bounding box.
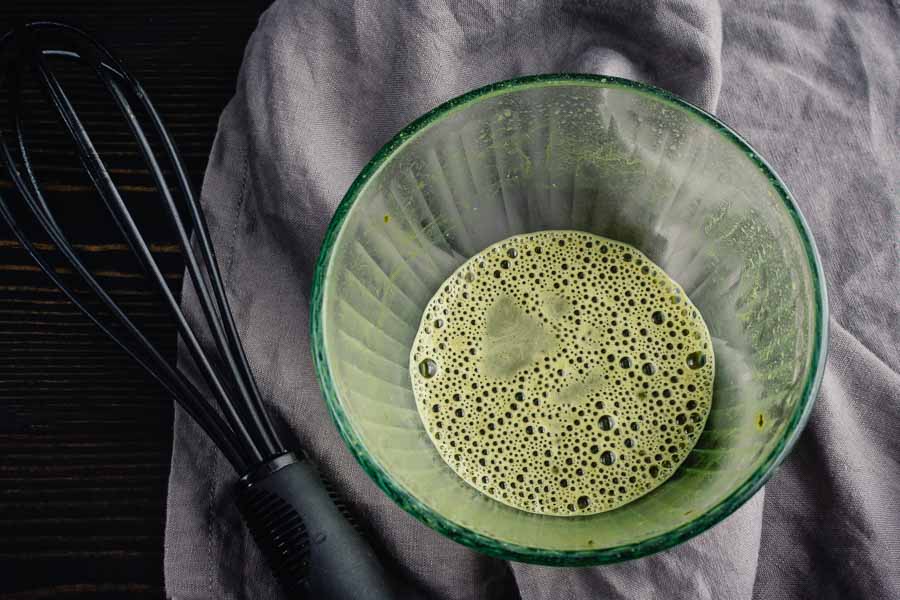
[0,2,268,596]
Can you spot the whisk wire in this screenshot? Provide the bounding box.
[0,22,276,468]
[80,19,283,458]
[22,44,268,466]
[79,32,286,455]
[30,23,257,431]
[102,71,282,458]
[0,110,247,470]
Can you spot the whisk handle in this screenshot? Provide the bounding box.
[235,452,403,599]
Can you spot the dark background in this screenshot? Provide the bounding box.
[0,2,269,597]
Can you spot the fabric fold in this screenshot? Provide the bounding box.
[165,1,899,598]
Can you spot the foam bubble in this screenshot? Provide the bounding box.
[410,231,714,516]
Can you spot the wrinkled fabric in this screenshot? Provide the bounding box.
[164,1,900,598]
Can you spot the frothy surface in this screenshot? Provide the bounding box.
[410,231,714,515]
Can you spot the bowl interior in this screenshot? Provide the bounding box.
[312,75,826,564]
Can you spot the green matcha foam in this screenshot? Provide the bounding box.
[410,231,714,515]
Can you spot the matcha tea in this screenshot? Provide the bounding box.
[410,231,714,515]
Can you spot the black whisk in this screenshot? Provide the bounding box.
[0,21,405,599]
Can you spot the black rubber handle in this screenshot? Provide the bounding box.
[235,452,406,599]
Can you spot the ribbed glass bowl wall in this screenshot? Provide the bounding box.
[311,75,827,565]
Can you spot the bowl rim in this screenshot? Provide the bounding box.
[309,73,829,566]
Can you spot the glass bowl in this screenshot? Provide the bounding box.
[310,74,827,565]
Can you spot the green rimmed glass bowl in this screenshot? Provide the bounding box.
[310,74,827,565]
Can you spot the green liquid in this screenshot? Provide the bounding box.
[411,231,714,515]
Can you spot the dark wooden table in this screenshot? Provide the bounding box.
[0,2,268,596]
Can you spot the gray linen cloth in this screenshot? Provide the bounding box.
[164,1,900,598]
